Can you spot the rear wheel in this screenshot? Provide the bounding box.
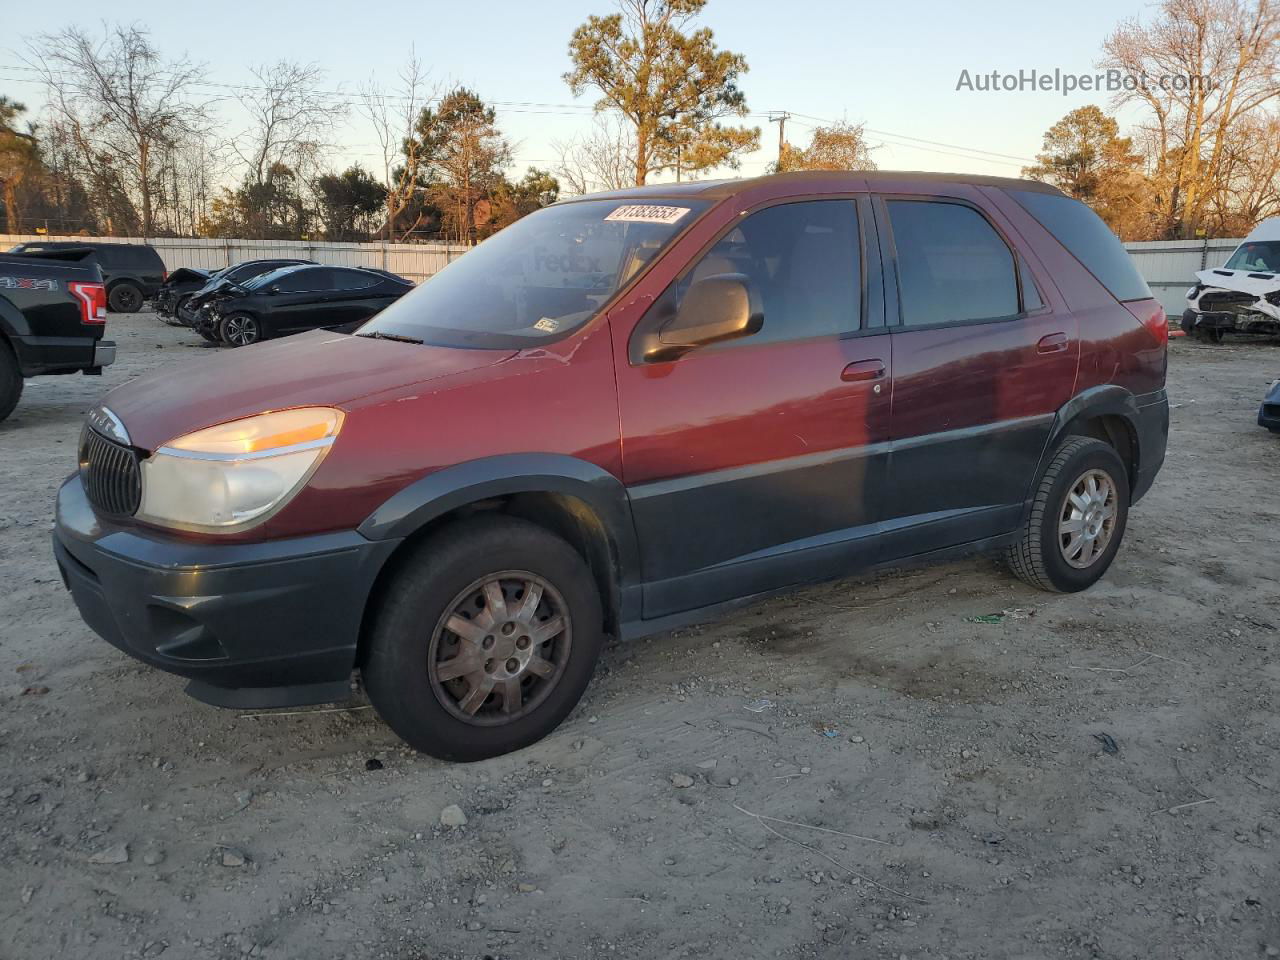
[108,282,143,313]
[0,340,22,423]
[1006,437,1130,593]
[362,516,604,761]
[219,313,261,347]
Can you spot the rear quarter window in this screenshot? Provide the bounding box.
[1007,189,1150,302]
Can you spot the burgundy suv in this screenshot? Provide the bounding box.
[54,172,1168,760]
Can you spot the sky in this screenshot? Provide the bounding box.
[0,0,1161,187]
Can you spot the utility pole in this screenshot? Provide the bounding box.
[768,111,791,167]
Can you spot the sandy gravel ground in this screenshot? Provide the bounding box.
[1,314,1278,960]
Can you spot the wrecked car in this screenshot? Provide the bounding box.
[1183,218,1280,343]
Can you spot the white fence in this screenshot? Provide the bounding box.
[1125,238,1243,318]
[0,231,1246,317]
[0,234,473,285]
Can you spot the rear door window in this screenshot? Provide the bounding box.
[1007,189,1151,302]
[886,200,1020,326]
[332,269,377,291]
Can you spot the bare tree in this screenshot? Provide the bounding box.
[233,60,342,187]
[553,115,637,195]
[28,23,207,236]
[358,51,434,239]
[1102,0,1280,237]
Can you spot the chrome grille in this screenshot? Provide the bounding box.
[79,427,142,516]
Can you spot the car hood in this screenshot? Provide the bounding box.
[1196,268,1280,297]
[104,330,516,450]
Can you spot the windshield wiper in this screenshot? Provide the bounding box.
[357,330,425,344]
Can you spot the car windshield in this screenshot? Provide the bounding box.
[1224,241,1280,273]
[358,198,708,348]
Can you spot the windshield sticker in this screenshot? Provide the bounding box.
[604,204,690,225]
[533,317,561,333]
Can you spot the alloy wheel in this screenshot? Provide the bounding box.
[1058,468,1118,569]
[427,571,571,726]
[225,315,258,346]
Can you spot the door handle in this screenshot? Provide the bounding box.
[1037,332,1069,354]
[841,359,886,382]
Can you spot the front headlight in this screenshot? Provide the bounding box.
[137,407,343,532]
[1185,285,1201,300]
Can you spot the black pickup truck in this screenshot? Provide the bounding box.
[0,251,115,423]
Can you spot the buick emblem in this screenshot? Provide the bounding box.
[87,405,130,445]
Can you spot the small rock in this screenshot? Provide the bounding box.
[670,773,695,789]
[0,787,14,799]
[440,804,468,827]
[849,736,865,744]
[142,847,166,866]
[728,777,740,786]
[696,759,717,770]
[800,766,811,775]
[517,882,537,893]
[89,843,130,865]
[20,686,49,696]
[220,847,247,867]
[541,779,553,787]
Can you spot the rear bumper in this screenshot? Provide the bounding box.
[53,474,400,708]
[1132,389,1169,503]
[12,334,115,376]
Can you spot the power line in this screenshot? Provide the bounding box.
[1,63,1040,172]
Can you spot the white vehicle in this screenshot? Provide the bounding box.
[1183,217,1280,343]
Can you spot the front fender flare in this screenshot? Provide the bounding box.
[356,452,640,591]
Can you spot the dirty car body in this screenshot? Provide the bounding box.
[53,171,1169,760]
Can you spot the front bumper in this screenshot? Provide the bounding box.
[53,474,401,708]
[1131,389,1169,504]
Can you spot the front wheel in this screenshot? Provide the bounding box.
[362,516,604,761]
[218,313,261,347]
[1006,437,1130,593]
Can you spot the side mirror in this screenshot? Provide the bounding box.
[268,285,281,295]
[645,274,762,361]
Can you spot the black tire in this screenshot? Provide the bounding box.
[1180,309,1196,336]
[1005,437,1130,593]
[108,282,143,313]
[0,339,22,424]
[362,515,604,761]
[218,313,261,347]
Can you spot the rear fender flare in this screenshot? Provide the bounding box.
[1026,385,1141,515]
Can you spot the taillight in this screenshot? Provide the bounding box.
[1124,298,1167,345]
[70,282,108,325]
